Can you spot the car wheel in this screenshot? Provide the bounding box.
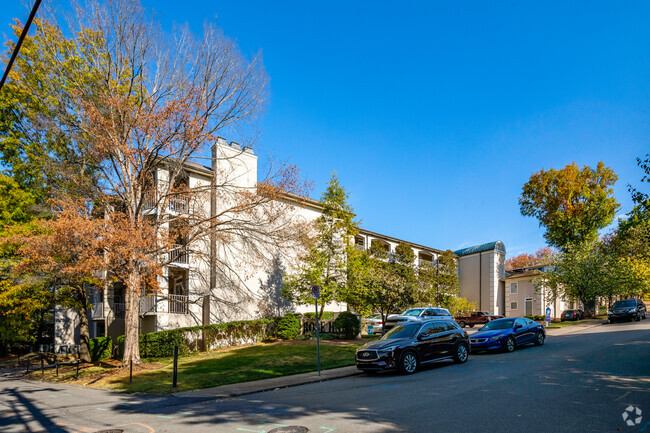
[458,321,466,328]
[504,336,516,353]
[468,324,475,328]
[534,331,545,346]
[453,343,469,364]
[399,351,418,375]
[635,313,641,322]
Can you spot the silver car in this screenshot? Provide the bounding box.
[362,314,384,334]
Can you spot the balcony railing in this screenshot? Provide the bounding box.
[90,302,104,319]
[112,302,126,318]
[418,259,434,267]
[169,294,189,314]
[142,193,191,214]
[138,294,189,314]
[169,244,189,264]
[355,244,365,251]
[169,195,190,213]
[139,295,158,314]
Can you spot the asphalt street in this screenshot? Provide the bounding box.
[1,320,649,433]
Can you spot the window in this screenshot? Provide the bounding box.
[510,282,518,294]
[446,321,460,331]
[510,301,518,310]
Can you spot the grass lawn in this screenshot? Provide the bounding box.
[27,339,363,394]
[546,317,605,328]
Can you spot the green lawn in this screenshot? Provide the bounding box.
[92,340,360,394]
[546,317,605,328]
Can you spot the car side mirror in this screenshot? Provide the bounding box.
[514,324,522,330]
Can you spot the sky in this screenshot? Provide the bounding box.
[2,1,649,258]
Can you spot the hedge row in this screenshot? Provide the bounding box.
[116,318,276,359]
[89,336,112,362]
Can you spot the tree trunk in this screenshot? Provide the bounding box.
[77,289,92,363]
[122,271,142,366]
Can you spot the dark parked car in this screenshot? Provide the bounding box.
[608,299,647,323]
[469,317,546,353]
[355,319,470,374]
[561,309,584,321]
[383,307,453,333]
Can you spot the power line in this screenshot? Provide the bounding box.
[0,0,43,93]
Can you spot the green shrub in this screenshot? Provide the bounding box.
[115,318,274,359]
[334,311,361,339]
[277,313,301,340]
[89,336,112,362]
[524,315,546,321]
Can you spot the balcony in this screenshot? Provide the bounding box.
[139,294,189,314]
[90,302,104,319]
[169,244,189,265]
[112,302,125,318]
[139,294,158,314]
[168,294,189,314]
[418,259,434,267]
[142,193,191,214]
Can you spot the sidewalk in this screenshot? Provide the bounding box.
[174,365,361,399]
[544,319,608,336]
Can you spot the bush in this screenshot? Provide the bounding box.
[116,318,275,359]
[334,311,361,339]
[89,336,112,362]
[277,313,301,340]
[525,315,546,321]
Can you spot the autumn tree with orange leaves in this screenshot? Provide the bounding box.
[505,247,555,271]
[12,0,309,366]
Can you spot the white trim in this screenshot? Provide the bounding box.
[510,282,518,294]
[510,301,518,310]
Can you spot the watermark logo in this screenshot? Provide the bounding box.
[623,405,643,427]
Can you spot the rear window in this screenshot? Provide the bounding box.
[402,309,424,316]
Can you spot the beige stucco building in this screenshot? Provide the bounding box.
[454,241,506,316]
[502,265,574,319]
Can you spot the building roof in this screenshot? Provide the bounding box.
[503,269,543,280]
[454,241,505,257]
[357,228,445,254]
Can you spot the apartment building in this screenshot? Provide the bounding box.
[503,265,574,319]
[54,138,507,349]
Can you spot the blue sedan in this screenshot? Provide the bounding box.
[469,317,545,352]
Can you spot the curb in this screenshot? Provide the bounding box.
[173,366,362,399]
[545,319,608,336]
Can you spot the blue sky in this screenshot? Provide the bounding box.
[2,1,649,257]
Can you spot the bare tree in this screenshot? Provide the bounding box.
[22,0,309,365]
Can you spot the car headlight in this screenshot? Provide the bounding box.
[489,335,503,341]
[630,309,638,313]
[378,345,399,353]
[608,311,613,315]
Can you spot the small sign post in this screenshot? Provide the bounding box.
[311,285,321,376]
[545,307,551,327]
[368,325,374,336]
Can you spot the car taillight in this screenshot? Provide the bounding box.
[378,322,382,325]
[572,313,576,316]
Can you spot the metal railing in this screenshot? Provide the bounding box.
[418,259,434,267]
[139,295,158,314]
[112,302,126,318]
[169,195,190,213]
[169,244,189,264]
[90,302,104,319]
[168,294,189,314]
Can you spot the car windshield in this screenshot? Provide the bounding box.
[401,309,424,316]
[380,324,420,340]
[480,319,515,331]
[484,312,492,315]
[613,300,636,308]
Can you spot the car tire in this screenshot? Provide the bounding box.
[468,324,475,328]
[458,321,466,328]
[504,336,516,353]
[399,351,418,375]
[453,343,469,364]
[635,313,641,322]
[534,331,545,346]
